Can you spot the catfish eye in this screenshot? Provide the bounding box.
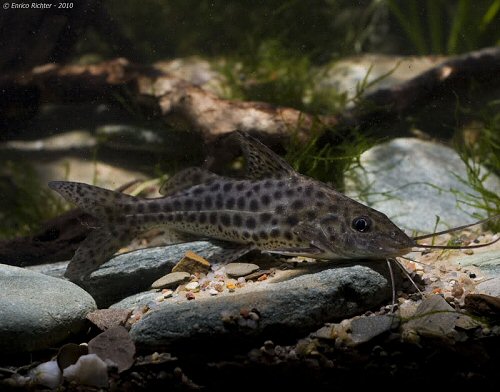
[352,217,371,232]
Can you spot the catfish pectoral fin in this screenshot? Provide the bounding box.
[264,247,323,257]
[208,242,256,268]
[293,222,334,254]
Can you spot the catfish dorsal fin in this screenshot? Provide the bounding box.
[160,167,221,196]
[231,131,296,179]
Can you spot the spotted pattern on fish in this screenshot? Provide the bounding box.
[49,131,415,281]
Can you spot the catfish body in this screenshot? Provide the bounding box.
[49,132,415,281]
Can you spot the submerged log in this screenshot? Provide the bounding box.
[1,47,498,144]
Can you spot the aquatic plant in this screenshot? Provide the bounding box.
[453,99,500,230]
[0,161,69,240]
[386,0,500,54]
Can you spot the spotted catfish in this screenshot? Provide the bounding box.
[49,131,416,281]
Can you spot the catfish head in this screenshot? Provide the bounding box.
[296,191,416,260]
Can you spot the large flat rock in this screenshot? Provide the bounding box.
[0,264,96,353]
[345,138,500,233]
[29,241,229,308]
[130,265,390,351]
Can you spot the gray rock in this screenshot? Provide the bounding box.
[476,277,500,298]
[345,138,500,233]
[225,263,260,278]
[350,314,397,345]
[453,250,500,270]
[316,54,446,105]
[453,249,500,297]
[130,265,390,350]
[154,57,228,95]
[110,291,159,310]
[151,272,191,290]
[0,264,96,353]
[403,295,457,338]
[29,241,228,308]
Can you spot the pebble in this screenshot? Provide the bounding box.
[161,289,174,297]
[225,263,260,278]
[208,288,219,296]
[155,295,165,302]
[151,272,191,290]
[186,292,196,300]
[185,281,200,291]
[172,251,211,274]
[451,283,464,298]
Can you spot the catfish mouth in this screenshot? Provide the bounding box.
[362,232,416,259]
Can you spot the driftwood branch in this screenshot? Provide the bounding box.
[2,46,499,144]
[340,46,500,129]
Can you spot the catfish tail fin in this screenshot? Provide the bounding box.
[49,181,139,281]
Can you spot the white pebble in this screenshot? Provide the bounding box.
[208,288,219,296]
[63,354,108,388]
[185,281,200,291]
[30,360,62,389]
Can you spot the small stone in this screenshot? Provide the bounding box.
[86,309,132,331]
[248,311,260,321]
[226,282,236,291]
[464,293,500,317]
[208,288,219,296]
[185,281,200,291]
[257,274,268,281]
[57,343,88,371]
[161,289,174,297]
[155,295,165,302]
[151,272,191,290]
[63,354,108,388]
[30,360,62,389]
[264,340,274,350]
[225,263,260,278]
[405,295,457,338]
[451,284,464,298]
[172,251,211,274]
[313,325,335,340]
[88,326,135,373]
[463,249,474,255]
[186,292,196,300]
[349,315,396,345]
